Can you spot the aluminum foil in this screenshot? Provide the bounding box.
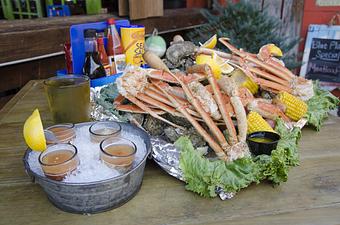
[150,136,234,200]
[90,86,237,200]
[150,137,183,181]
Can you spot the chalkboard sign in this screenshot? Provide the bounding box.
[306,38,340,82]
[300,25,340,88]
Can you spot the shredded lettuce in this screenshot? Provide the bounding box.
[177,118,302,197]
[306,81,339,131]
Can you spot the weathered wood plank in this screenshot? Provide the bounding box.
[0,9,206,63]
[182,205,340,225]
[0,55,65,93]
[1,155,340,225]
[1,79,340,224]
[263,0,282,19]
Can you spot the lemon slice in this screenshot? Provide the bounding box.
[201,34,217,49]
[260,44,283,57]
[268,44,283,57]
[23,109,46,151]
[196,54,222,79]
[212,53,234,74]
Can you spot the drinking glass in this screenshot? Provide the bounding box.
[89,121,121,143]
[39,143,79,181]
[44,75,90,124]
[100,137,136,173]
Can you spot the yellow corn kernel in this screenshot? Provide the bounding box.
[231,69,259,94]
[241,76,259,95]
[277,92,307,121]
[247,111,274,134]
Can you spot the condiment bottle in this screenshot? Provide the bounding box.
[107,18,124,55]
[97,37,112,76]
[82,29,106,79]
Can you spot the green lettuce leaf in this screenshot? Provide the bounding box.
[306,81,339,131]
[254,119,301,184]
[177,137,260,197]
[177,118,302,197]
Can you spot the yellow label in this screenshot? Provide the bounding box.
[121,27,145,66]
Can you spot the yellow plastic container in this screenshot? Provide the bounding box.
[121,25,145,66]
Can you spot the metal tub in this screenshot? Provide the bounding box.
[23,122,151,214]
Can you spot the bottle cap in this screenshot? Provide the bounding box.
[84,29,97,38]
[97,37,104,44]
[107,18,116,25]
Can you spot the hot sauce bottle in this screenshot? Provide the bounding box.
[97,37,112,76]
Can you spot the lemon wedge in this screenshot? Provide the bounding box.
[212,53,234,74]
[201,34,217,49]
[196,54,222,79]
[260,44,283,57]
[23,109,46,151]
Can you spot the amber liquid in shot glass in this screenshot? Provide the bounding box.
[39,143,79,181]
[46,123,76,144]
[89,121,121,143]
[100,137,136,173]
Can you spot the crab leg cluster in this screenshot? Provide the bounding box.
[196,38,314,101]
[115,65,250,161]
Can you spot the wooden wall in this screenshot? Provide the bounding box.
[0,9,207,108]
[242,0,305,56]
[299,0,340,52]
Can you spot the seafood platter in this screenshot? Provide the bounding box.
[22,27,339,214]
[92,35,339,199]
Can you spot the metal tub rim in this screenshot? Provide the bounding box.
[23,122,151,186]
[22,122,151,214]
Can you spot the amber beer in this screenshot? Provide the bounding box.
[121,25,145,66]
[44,75,90,124]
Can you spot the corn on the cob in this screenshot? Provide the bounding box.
[231,69,259,94]
[241,76,259,95]
[277,92,307,121]
[247,111,275,134]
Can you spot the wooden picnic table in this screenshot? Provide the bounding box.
[1,80,340,225]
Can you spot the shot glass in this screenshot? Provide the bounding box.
[44,75,90,124]
[39,143,79,181]
[89,121,121,143]
[45,123,76,144]
[100,137,136,173]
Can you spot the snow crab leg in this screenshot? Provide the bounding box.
[165,69,230,150]
[187,64,238,145]
[152,81,229,161]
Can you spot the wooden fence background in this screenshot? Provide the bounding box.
[242,0,305,56]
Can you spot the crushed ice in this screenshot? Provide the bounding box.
[27,124,147,183]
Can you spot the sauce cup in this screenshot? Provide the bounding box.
[246,131,281,156]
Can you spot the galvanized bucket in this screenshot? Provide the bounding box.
[23,122,151,214]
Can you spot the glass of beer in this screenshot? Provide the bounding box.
[44,75,90,124]
[39,143,79,181]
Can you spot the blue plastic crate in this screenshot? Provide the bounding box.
[70,20,130,75]
[47,5,71,17]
